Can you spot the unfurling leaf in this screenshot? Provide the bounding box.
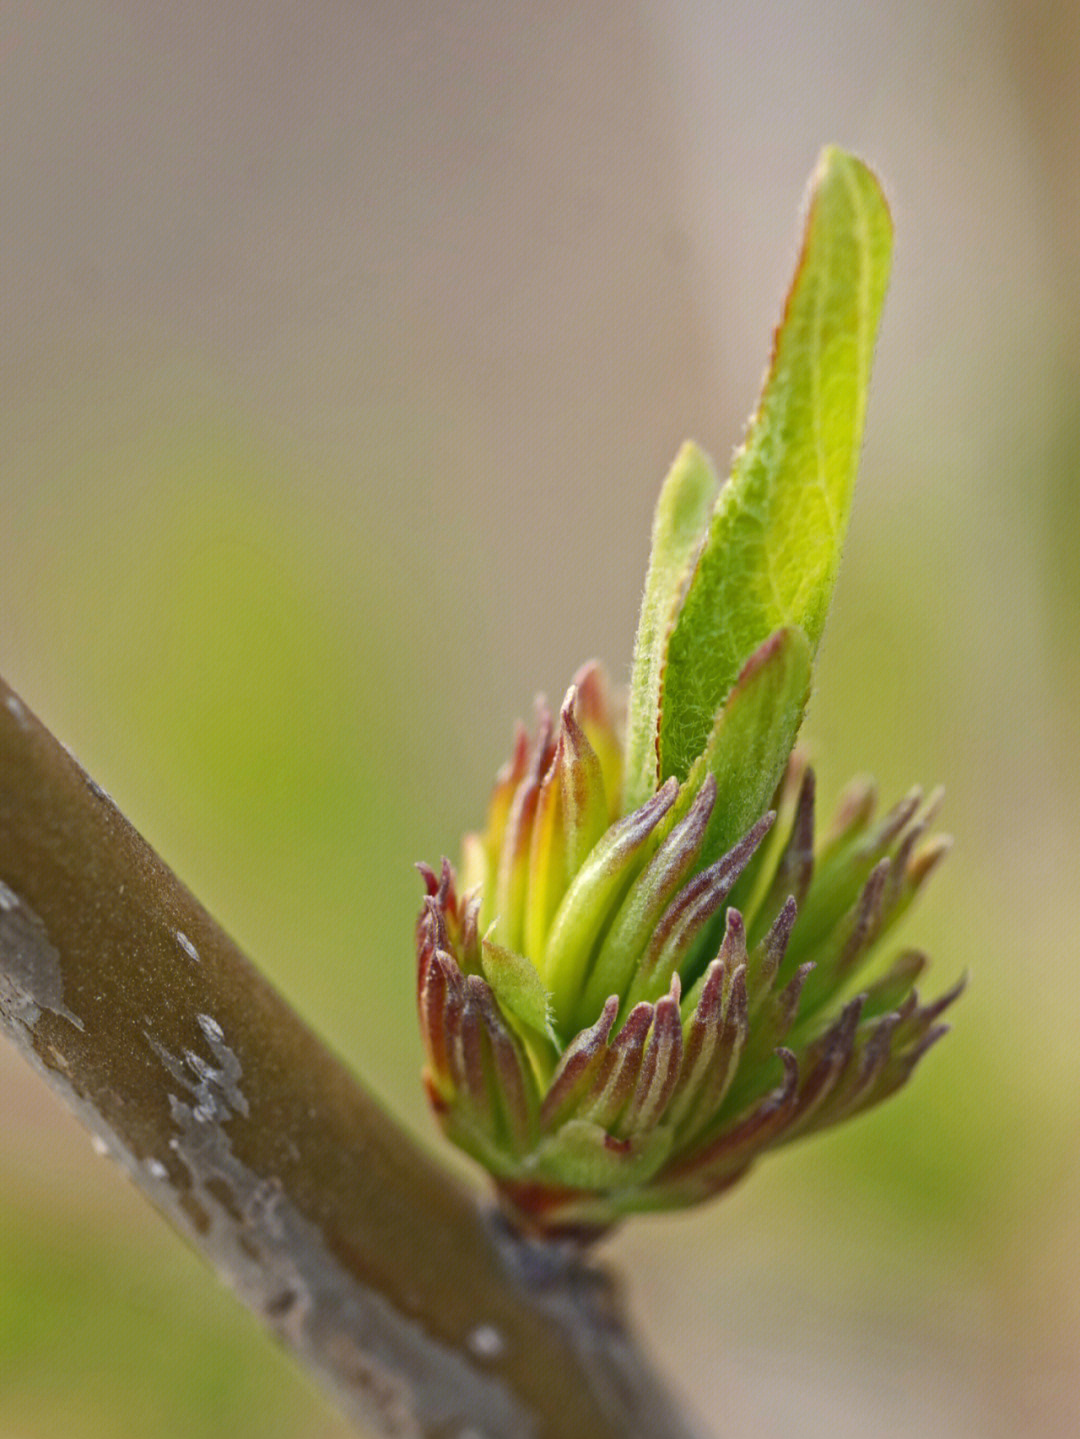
[623,441,718,813]
[659,147,893,782]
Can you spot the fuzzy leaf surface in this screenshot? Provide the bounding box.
[482,936,558,1046]
[681,627,813,873]
[659,147,892,780]
[623,441,717,812]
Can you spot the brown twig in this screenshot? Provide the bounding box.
[0,676,701,1439]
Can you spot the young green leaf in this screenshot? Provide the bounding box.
[532,1117,674,1191]
[481,934,558,1047]
[623,441,718,813]
[680,627,813,872]
[659,147,893,782]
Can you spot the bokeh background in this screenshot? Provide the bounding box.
[2,4,1078,1436]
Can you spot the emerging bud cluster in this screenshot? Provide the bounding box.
[413,148,960,1237]
[417,659,960,1237]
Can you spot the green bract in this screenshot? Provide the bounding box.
[415,148,961,1238]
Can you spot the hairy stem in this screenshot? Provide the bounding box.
[0,677,700,1439]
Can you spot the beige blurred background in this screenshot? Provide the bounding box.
[2,3,1078,1436]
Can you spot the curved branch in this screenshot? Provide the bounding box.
[0,677,701,1439]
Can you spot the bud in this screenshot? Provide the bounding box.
[417,675,961,1237]
[413,149,961,1238]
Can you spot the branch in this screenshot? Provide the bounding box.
[0,676,701,1439]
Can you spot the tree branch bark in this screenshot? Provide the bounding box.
[0,676,702,1439]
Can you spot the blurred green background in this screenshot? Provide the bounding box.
[2,4,1078,1436]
